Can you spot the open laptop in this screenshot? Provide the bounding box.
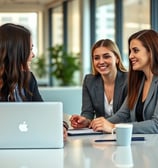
[0,102,63,149]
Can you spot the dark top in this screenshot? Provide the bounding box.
[136,89,144,122]
[0,72,42,102]
[25,72,43,101]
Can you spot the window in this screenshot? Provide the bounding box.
[123,0,150,67]
[52,6,63,45]
[67,0,80,53]
[0,13,38,55]
[95,0,115,41]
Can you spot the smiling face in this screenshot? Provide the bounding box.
[129,39,151,73]
[92,46,118,76]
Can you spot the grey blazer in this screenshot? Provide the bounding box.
[108,75,158,134]
[81,70,128,120]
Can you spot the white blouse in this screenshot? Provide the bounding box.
[104,93,113,116]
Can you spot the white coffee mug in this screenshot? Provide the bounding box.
[112,123,133,146]
[112,146,134,167]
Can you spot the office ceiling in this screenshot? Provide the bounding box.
[0,0,63,10]
[0,0,54,5]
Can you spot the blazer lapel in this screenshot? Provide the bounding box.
[132,76,158,121]
[94,76,105,116]
[143,76,158,110]
[113,71,124,112]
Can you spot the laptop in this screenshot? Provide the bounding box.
[0,102,63,149]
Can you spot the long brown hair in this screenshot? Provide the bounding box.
[91,39,127,75]
[128,29,158,109]
[0,23,32,101]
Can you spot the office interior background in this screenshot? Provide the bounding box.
[0,0,157,87]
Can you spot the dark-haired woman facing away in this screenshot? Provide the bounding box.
[0,23,68,140]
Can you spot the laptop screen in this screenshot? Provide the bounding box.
[0,102,63,149]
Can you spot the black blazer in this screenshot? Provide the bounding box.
[0,72,42,102]
[81,70,128,119]
[25,72,43,101]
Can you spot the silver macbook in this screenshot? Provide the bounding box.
[0,102,63,149]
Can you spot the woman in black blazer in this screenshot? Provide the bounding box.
[0,23,68,140]
[70,39,128,128]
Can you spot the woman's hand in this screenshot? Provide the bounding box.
[89,117,115,133]
[70,115,91,128]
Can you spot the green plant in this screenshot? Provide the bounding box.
[33,54,47,78]
[49,45,80,86]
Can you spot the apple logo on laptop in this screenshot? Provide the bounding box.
[19,121,28,132]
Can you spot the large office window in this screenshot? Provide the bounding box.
[67,0,81,85]
[95,0,115,42]
[0,12,47,85]
[0,13,38,55]
[67,0,80,54]
[52,6,63,45]
[123,0,150,67]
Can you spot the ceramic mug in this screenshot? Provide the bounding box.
[112,123,133,146]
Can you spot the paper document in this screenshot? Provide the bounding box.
[68,128,103,136]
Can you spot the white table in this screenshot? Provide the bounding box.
[64,134,158,168]
[0,134,157,168]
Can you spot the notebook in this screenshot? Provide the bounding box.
[68,128,104,136]
[0,102,63,149]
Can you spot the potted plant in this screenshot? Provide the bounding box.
[33,44,80,86]
[33,54,47,78]
[49,44,80,86]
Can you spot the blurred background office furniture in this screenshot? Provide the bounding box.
[39,86,82,115]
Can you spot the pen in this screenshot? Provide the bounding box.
[95,137,145,142]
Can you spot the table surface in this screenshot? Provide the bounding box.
[0,133,158,168]
[64,133,158,168]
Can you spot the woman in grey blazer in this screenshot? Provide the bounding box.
[70,39,128,128]
[90,29,158,134]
